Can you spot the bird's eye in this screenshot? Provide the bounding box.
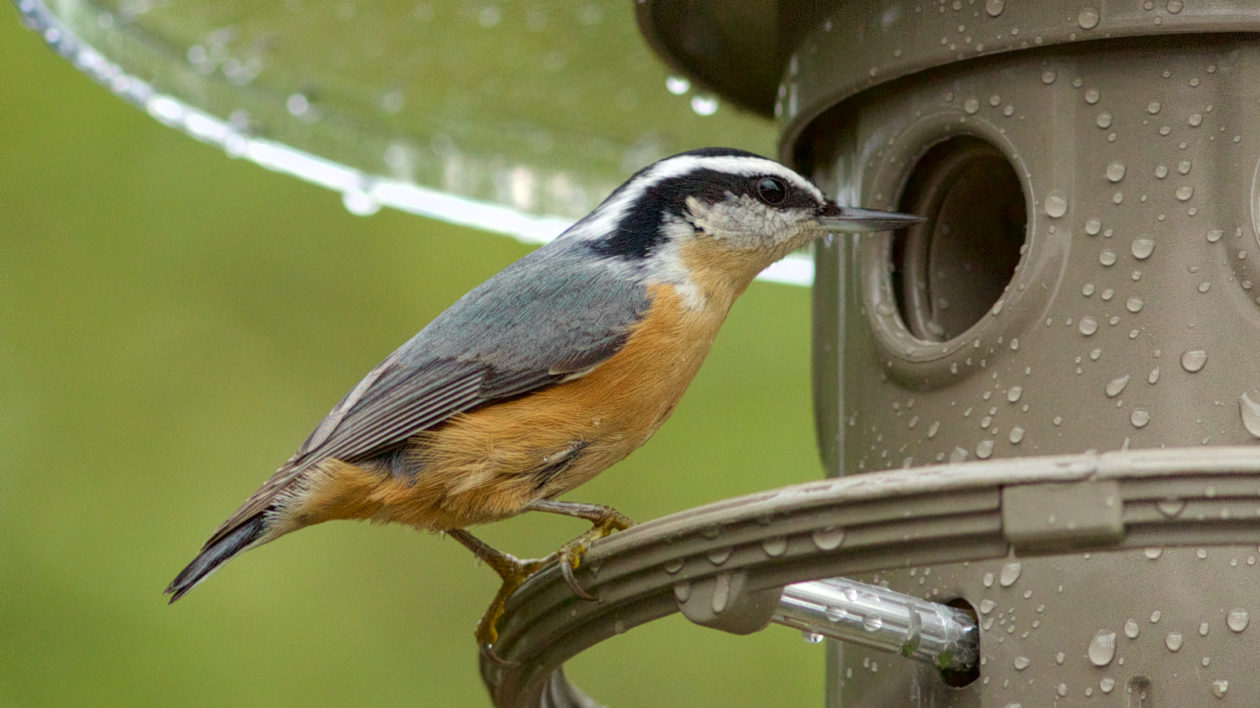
[755,176,788,205]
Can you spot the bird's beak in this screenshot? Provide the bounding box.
[815,204,925,233]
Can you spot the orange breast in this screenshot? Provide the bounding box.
[295,281,734,531]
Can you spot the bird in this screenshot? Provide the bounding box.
[164,147,921,647]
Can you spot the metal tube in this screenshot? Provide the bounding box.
[772,577,978,673]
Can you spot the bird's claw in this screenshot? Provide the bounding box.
[554,510,634,602]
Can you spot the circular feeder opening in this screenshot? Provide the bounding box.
[940,597,981,688]
[892,137,1027,342]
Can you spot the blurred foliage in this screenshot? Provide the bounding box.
[1,8,824,707]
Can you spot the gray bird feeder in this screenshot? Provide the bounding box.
[480,2,1260,706]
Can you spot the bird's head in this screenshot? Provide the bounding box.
[566,148,919,302]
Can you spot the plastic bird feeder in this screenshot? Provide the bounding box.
[479,2,1260,706]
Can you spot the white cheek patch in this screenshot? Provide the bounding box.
[642,217,707,310]
[687,195,812,250]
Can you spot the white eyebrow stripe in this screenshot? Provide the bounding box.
[563,154,825,244]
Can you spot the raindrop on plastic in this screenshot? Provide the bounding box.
[1088,631,1117,667]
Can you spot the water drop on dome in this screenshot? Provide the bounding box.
[1227,608,1250,632]
[1124,618,1140,638]
[1088,631,1117,666]
[1238,393,1260,438]
[1181,349,1208,373]
[1044,192,1069,217]
[1131,238,1155,259]
[999,560,1022,587]
[1165,631,1183,651]
[1106,375,1131,398]
[1130,409,1151,428]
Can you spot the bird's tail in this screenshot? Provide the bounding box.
[164,513,268,603]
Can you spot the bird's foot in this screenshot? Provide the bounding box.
[446,528,552,652]
[553,507,634,601]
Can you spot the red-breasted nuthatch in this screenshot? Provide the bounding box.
[165,147,920,646]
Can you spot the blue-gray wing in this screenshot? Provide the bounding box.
[206,248,649,545]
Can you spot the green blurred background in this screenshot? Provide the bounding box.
[1,8,827,706]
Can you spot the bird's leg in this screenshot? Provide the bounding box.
[523,499,633,601]
[446,528,552,651]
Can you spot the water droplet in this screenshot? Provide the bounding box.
[1181,349,1208,373]
[1199,621,1211,637]
[1000,560,1022,587]
[1151,610,1163,623]
[1149,366,1161,384]
[1009,426,1025,444]
[1167,0,1185,13]
[1165,631,1184,651]
[1100,677,1116,693]
[1106,375,1131,397]
[812,526,845,550]
[665,76,691,95]
[1085,217,1102,235]
[976,439,995,459]
[964,97,980,114]
[1100,249,1118,266]
[1207,228,1223,243]
[1058,683,1068,697]
[1085,88,1101,104]
[1014,655,1031,670]
[707,546,732,565]
[690,94,719,116]
[1080,316,1099,335]
[985,0,1005,16]
[1078,7,1100,29]
[1211,611,1242,638]
[1239,393,1260,438]
[1045,192,1069,218]
[1176,185,1194,201]
[863,615,884,632]
[1007,385,1023,403]
[1126,297,1144,313]
[1147,101,1162,115]
[761,535,788,557]
[979,598,997,614]
[663,557,685,574]
[1131,238,1156,259]
[1211,679,1229,698]
[927,420,940,439]
[1124,618,1141,638]
[1106,161,1127,182]
[950,447,969,463]
[286,93,311,117]
[673,581,692,603]
[1088,630,1117,666]
[1144,547,1165,559]
[1041,70,1057,85]
[341,189,381,216]
[802,629,824,644]
[1096,112,1113,128]
[824,605,847,623]
[1131,409,1151,428]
